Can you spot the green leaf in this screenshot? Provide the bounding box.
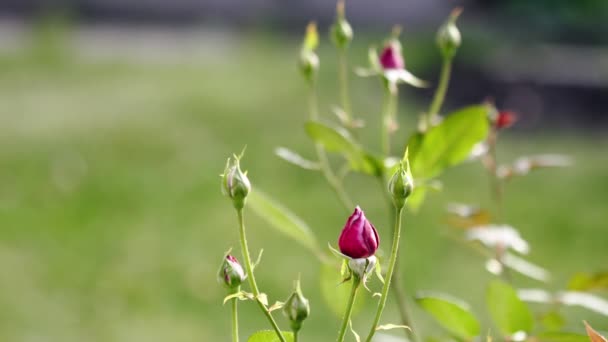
[416,292,480,339]
[247,330,294,342]
[320,263,365,317]
[275,147,320,170]
[305,121,379,175]
[247,190,321,258]
[537,332,590,342]
[486,280,534,335]
[409,105,489,179]
[568,272,608,291]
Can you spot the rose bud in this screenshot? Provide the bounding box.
[437,8,462,59]
[299,22,320,84]
[283,279,310,332]
[218,254,246,289]
[348,255,377,280]
[379,41,405,70]
[330,0,353,50]
[338,206,380,259]
[221,156,251,209]
[388,160,414,209]
[495,110,517,129]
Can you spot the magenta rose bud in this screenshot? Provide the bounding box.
[379,42,404,70]
[218,254,246,289]
[338,206,379,259]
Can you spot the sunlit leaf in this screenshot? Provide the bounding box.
[466,225,529,254]
[376,324,411,331]
[409,105,490,180]
[568,272,608,292]
[247,330,294,342]
[248,190,321,258]
[502,253,551,282]
[268,301,285,313]
[320,263,365,317]
[275,147,320,170]
[537,332,589,342]
[585,321,608,342]
[305,121,380,175]
[223,291,254,305]
[486,280,534,335]
[540,311,565,331]
[416,292,480,339]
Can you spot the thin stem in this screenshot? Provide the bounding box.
[231,286,240,342]
[427,57,453,126]
[337,276,361,342]
[365,207,404,342]
[293,331,299,342]
[308,85,354,211]
[236,210,287,342]
[381,88,397,156]
[338,50,353,126]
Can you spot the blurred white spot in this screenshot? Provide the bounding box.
[466,225,530,254]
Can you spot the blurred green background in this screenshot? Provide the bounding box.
[1,2,608,341]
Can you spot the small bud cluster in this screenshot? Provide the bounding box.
[330,0,353,50]
[437,8,462,59]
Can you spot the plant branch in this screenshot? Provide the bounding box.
[338,50,353,127]
[365,206,405,342]
[308,84,354,211]
[231,286,240,342]
[337,276,361,342]
[381,87,398,156]
[427,57,453,126]
[236,209,287,342]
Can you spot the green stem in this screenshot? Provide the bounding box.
[427,57,453,126]
[338,50,353,126]
[236,210,287,342]
[231,286,240,342]
[381,88,398,156]
[308,85,354,211]
[365,207,404,342]
[337,276,361,342]
[294,331,299,342]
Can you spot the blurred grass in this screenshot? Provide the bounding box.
[0,29,607,341]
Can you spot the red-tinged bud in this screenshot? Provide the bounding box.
[218,254,246,289]
[338,206,379,259]
[379,42,405,70]
[495,111,517,129]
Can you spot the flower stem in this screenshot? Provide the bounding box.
[337,276,361,342]
[427,57,453,126]
[338,50,353,126]
[231,286,240,342]
[236,209,287,342]
[308,84,354,211]
[381,87,398,156]
[364,207,404,342]
[294,331,299,342]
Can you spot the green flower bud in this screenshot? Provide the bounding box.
[283,279,310,332]
[299,50,319,84]
[388,154,414,209]
[221,155,251,210]
[330,0,353,50]
[299,22,320,84]
[218,254,246,289]
[437,8,462,59]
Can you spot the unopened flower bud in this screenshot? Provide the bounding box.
[348,255,377,280]
[388,161,414,209]
[437,8,462,59]
[330,0,353,50]
[338,206,379,259]
[495,110,517,130]
[299,50,319,83]
[218,254,246,289]
[222,156,251,210]
[380,41,404,70]
[283,280,310,332]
